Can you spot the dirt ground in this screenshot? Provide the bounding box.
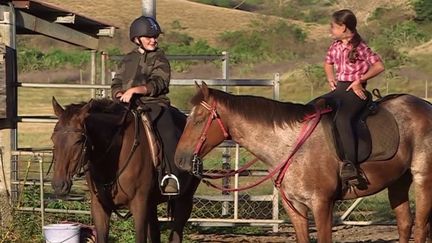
[189,225,410,242]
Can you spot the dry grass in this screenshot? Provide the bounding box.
[41,0,416,49]
[44,0,327,46]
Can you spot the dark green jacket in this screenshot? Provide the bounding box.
[111,47,170,104]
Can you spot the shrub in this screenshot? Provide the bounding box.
[218,20,307,63]
[413,0,432,22]
[18,47,90,72]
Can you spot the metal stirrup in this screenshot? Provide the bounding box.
[160,174,180,191]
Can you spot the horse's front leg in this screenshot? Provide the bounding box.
[130,195,149,243]
[169,196,194,242]
[282,198,310,242]
[91,195,111,243]
[311,199,334,242]
[147,201,161,243]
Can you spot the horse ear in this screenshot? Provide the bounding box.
[52,97,64,117]
[194,81,201,90]
[201,81,209,99]
[81,101,92,118]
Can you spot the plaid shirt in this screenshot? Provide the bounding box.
[325,40,382,82]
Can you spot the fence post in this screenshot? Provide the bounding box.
[221,51,231,216]
[100,51,107,98]
[90,50,97,98]
[272,73,280,232]
[38,155,44,230]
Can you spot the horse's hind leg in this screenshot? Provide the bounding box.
[412,162,432,242]
[387,170,412,243]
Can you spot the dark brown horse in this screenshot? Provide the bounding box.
[175,82,432,242]
[51,98,200,243]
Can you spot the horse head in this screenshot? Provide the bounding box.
[175,82,230,177]
[51,97,91,196]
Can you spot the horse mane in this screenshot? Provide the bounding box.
[191,88,315,128]
[62,98,126,121]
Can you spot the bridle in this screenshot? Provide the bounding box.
[51,126,90,179]
[191,100,229,177]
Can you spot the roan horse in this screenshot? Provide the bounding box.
[51,97,200,243]
[175,82,432,242]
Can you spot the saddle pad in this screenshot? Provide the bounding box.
[365,107,399,161]
[322,106,399,162]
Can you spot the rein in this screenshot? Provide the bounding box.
[91,109,141,220]
[193,100,332,218]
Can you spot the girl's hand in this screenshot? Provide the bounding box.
[346,80,367,100]
[328,79,337,91]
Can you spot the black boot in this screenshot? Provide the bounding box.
[340,160,360,187]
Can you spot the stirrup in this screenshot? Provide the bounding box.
[160,174,180,196]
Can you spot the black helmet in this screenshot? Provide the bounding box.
[129,16,162,41]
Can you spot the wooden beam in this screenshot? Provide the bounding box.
[97,26,115,37]
[54,14,75,24]
[15,10,98,49]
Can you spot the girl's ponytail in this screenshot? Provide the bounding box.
[348,31,363,63]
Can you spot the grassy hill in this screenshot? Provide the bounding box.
[40,0,330,52]
[41,0,415,48]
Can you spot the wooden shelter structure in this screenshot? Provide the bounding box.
[0,0,116,213]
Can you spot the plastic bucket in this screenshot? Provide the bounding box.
[43,223,81,243]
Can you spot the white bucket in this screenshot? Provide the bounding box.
[43,223,81,243]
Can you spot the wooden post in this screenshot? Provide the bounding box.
[90,49,96,98]
[0,3,18,227]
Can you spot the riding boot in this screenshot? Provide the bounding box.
[340,160,360,186]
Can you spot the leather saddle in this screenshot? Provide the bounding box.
[316,93,401,163]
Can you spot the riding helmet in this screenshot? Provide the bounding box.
[129,16,162,41]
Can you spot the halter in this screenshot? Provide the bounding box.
[191,101,229,177]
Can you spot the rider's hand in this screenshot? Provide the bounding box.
[346,80,367,100]
[119,86,148,103]
[119,89,135,103]
[328,79,337,91]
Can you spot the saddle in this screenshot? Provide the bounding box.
[318,93,401,163]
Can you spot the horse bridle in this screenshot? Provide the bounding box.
[191,101,229,177]
[51,126,90,179]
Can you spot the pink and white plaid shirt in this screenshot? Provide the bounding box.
[325,40,382,82]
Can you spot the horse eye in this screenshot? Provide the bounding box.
[193,118,204,126]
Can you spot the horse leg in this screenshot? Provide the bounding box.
[311,199,334,242]
[387,171,412,243]
[412,175,432,242]
[147,202,161,243]
[282,199,310,242]
[90,196,111,243]
[169,196,194,243]
[130,197,149,243]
